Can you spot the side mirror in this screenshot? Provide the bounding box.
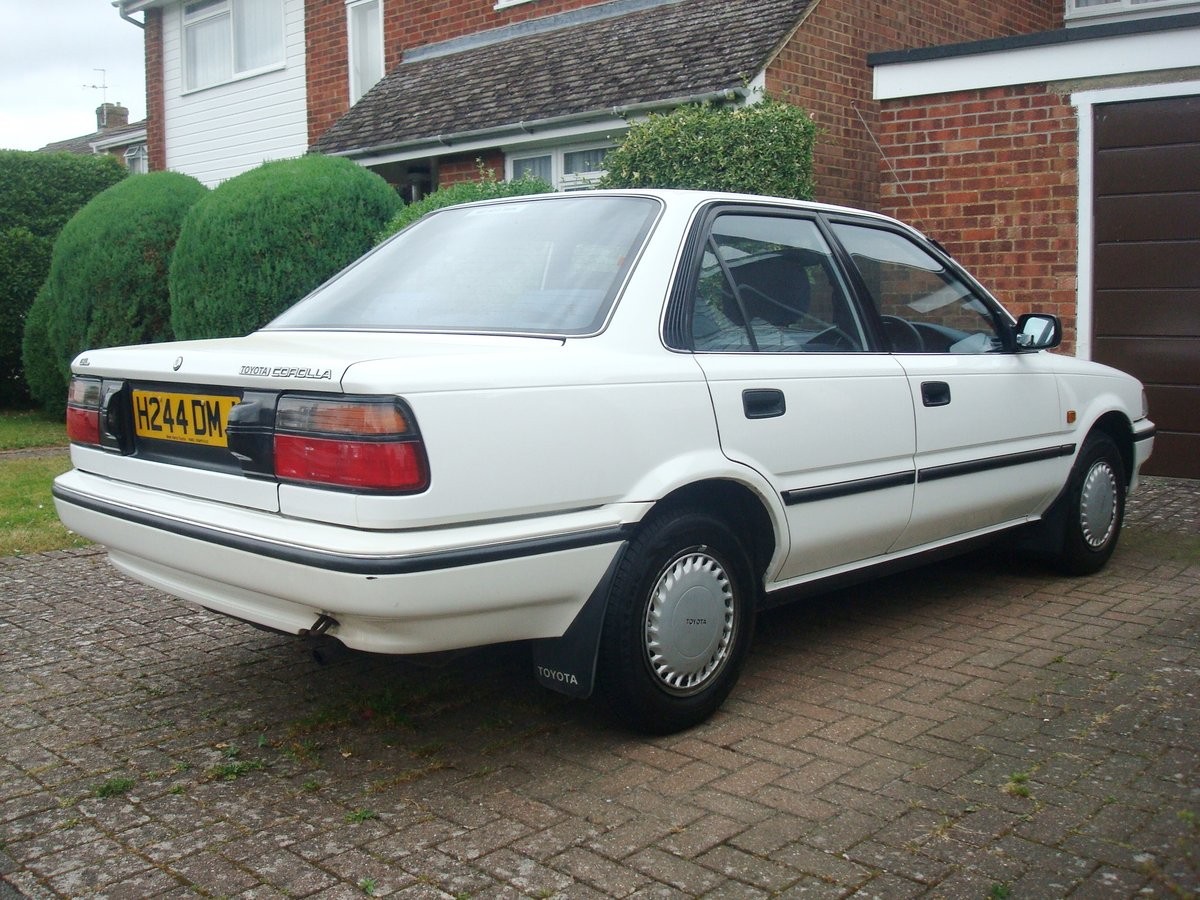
[1015,313,1062,351]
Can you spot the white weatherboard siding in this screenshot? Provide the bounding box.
[162,0,308,186]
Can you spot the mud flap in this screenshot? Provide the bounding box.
[530,547,624,699]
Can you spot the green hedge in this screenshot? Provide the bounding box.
[21,284,64,415]
[599,99,818,200]
[23,172,208,411]
[0,151,126,408]
[378,171,551,240]
[170,155,403,339]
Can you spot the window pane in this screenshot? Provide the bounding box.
[831,223,1002,354]
[512,155,552,183]
[349,0,383,103]
[268,197,661,336]
[693,215,864,353]
[563,148,608,174]
[185,11,232,89]
[234,0,284,72]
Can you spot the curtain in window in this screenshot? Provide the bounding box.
[234,0,285,72]
[349,0,383,103]
[514,156,552,183]
[185,10,233,89]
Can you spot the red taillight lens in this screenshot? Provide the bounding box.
[66,377,103,446]
[273,396,429,492]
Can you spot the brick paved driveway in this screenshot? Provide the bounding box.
[2,478,1197,898]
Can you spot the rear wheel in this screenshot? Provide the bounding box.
[598,509,757,734]
[1051,432,1126,575]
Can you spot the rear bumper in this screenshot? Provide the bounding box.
[53,469,631,654]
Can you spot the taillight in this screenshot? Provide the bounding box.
[273,396,429,492]
[66,377,103,447]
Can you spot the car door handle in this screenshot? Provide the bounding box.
[921,381,951,407]
[742,388,786,419]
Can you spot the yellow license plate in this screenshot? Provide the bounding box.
[132,390,241,448]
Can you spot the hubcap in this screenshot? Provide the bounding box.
[644,548,736,696]
[1079,460,1118,550]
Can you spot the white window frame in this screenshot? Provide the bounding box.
[1065,0,1200,23]
[182,0,286,93]
[494,0,536,9]
[506,143,612,191]
[124,145,149,175]
[347,0,385,104]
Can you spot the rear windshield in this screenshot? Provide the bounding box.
[267,195,661,336]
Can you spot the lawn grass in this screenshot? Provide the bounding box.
[0,409,84,555]
[0,453,89,555]
[0,409,67,451]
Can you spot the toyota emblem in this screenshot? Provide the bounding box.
[173,356,184,371]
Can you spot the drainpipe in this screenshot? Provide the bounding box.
[114,0,145,29]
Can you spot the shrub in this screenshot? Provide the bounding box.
[599,99,818,200]
[34,172,208,404]
[21,284,64,415]
[0,228,52,408]
[169,155,402,339]
[379,170,551,240]
[0,151,126,408]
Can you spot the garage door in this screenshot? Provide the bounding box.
[1092,94,1200,478]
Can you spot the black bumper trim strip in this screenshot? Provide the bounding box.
[52,483,631,577]
[783,470,916,506]
[918,443,1076,484]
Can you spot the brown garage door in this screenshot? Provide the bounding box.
[1092,94,1200,478]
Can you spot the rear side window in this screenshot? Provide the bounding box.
[688,213,866,353]
[268,195,660,336]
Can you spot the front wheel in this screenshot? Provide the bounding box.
[598,509,757,734]
[1051,432,1126,575]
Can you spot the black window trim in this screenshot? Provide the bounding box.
[662,201,883,354]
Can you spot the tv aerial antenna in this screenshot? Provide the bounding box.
[83,69,112,125]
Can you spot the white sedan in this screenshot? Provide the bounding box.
[54,190,1155,733]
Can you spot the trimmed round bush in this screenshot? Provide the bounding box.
[21,283,65,415]
[600,99,818,200]
[170,155,403,339]
[378,171,551,240]
[38,171,208,398]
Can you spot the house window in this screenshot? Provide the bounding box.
[347,0,384,104]
[508,144,611,190]
[1065,0,1200,22]
[124,145,149,175]
[183,0,285,91]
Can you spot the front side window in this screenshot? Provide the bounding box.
[184,0,285,91]
[267,196,660,336]
[347,0,384,104]
[689,213,865,353]
[830,222,1004,354]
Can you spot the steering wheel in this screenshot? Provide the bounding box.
[881,315,925,353]
[807,325,859,351]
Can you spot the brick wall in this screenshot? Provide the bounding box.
[437,151,505,185]
[766,0,1059,210]
[145,8,166,172]
[306,0,351,148]
[876,84,1080,351]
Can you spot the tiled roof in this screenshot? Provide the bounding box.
[313,0,811,157]
[39,121,147,155]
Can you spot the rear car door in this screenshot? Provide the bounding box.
[672,206,916,581]
[827,219,1071,551]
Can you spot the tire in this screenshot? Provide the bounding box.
[1051,432,1126,576]
[598,509,758,734]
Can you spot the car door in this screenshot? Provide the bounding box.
[674,207,916,582]
[827,219,1071,551]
